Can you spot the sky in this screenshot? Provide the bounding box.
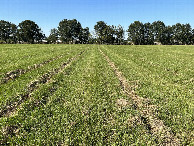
[0,0,194,37]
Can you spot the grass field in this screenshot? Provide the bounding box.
[0,44,193,145]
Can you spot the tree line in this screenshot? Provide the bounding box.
[0,20,44,44]
[0,19,194,45]
[128,21,194,45]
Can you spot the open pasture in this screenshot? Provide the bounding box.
[0,44,193,145]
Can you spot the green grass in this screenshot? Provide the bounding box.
[0,44,84,80]
[0,44,193,145]
[0,45,64,78]
[101,45,194,145]
[0,45,85,115]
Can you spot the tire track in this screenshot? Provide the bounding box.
[0,49,86,118]
[0,54,64,85]
[99,48,180,145]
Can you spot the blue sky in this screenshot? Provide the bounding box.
[0,0,194,37]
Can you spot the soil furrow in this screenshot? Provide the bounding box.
[0,55,64,85]
[99,48,180,145]
[0,50,86,118]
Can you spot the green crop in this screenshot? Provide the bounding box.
[100,45,194,145]
[0,44,193,145]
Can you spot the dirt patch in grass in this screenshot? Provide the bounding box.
[116,98,129,110]
[116,98,129,107]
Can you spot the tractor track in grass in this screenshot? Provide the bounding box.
[0,49,86,118]
[99,48,180,145]
[0,54,64,85]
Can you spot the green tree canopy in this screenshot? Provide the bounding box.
[94,21,124,44]
[162,26,174,45]
[0,20,17,43]
[152,21,166,43]
[115,25,124,45]
[94,21,107,44]
[143,22,154,45]
[79,27,90,44]
[127,21,144,45]
[47,28,59,44]
[18,20,44,44]
[171,23,193,45]
[58,19,82,43]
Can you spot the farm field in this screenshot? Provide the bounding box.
[0,44,193,145]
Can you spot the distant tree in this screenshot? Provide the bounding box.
[143,22,154,45]
[80,27,90,44]
[181,24,192,45]
[18,20,44,43]
[88,30,97,44]
[94,21,107,44]
[94,22,125,45]
[115,25,124,45]
[171,23,183,44]
[0,20,17,43]
[104,25,115,44]
[162,26,174,45]
[88,36,97,44]
[152,21,166,44]
[171,23,192,45]
[10,24,18,43]
[58,19,70,43]
[192,29,194,44]
[127,21,144,45]
[58,19,82,43]
[47,28,58,44]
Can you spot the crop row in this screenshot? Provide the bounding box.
[0,54,64,85]
[0,44,75,80]
[100,45,194,145]
[1,46,157,145]
[99,48,180,145]
[0,45,193,145]
[0,46,85,117]
[0,49,86,118]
